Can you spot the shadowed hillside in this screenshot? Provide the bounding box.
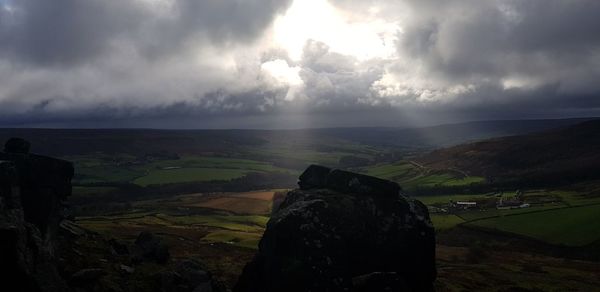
[419,119,600,187]
[316,117,595,148]
[0,118,591,157]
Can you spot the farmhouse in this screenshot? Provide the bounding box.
[497,195,530,209]
[449,200,477,210]
[428,206,448,213]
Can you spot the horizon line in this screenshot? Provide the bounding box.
[0,117,596,132]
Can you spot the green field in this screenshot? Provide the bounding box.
[201,231,262,249]
[78,212,269,249]
[133,168,250,186]
[76,190,275,250]
[155,214,268,232]
[243,142,381,168]
[402,173,455,187]
[362,161,484,189]
[363,162,417,180]
[401,173,485,188]
[69,154,293,186]
[79,213,269,231]
[75,165,146,184]
[143,156,287,172]
[440,176,486,186]
[545,190,600,206]
[468,204,600,246]
[430,214,464,230]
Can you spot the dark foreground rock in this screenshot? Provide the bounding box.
[133,231,171,264]
[298,164,401,198]
[1,138,224,292]
[0,139,73,292]
[153,259,221,292]
[235,165,436,292]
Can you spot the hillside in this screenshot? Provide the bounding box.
[418,119,600,186]
[0,118,590,157]
[317,117,594,148]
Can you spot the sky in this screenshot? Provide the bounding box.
[0,0,599,129]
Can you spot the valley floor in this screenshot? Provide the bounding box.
[75,189,600,291]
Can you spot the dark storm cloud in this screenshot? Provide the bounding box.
[0,0,600,128]
[0,0,139,65]
[0,0,295,125]
[396,0,600,85]
[357,0,600,119]
[0,0,292,66]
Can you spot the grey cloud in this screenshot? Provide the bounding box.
[1,0,600,128]
[174,0,292,43]
[0,0,292,66]
[297,40,386,110]
[301,40,358,73]
[0,0,143,65]
[397,0,600,83]
[0,0,295,123]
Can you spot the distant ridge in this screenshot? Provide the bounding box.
[0,117,594,156]
[312,117,597,148]
[418,119,600,186]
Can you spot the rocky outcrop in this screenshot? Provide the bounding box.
[1,138,74,244]
[1,138,225,292]
[235,165,436,292]
[300,165,401,198]
[0,138,74,292]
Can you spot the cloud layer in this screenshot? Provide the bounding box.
[0,0,599,128]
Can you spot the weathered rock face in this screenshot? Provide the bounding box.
[298,164,401,199]
[0,139,74,292]
[0,139,74,244]
[235,165,436,292]
[1,138,225,292]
